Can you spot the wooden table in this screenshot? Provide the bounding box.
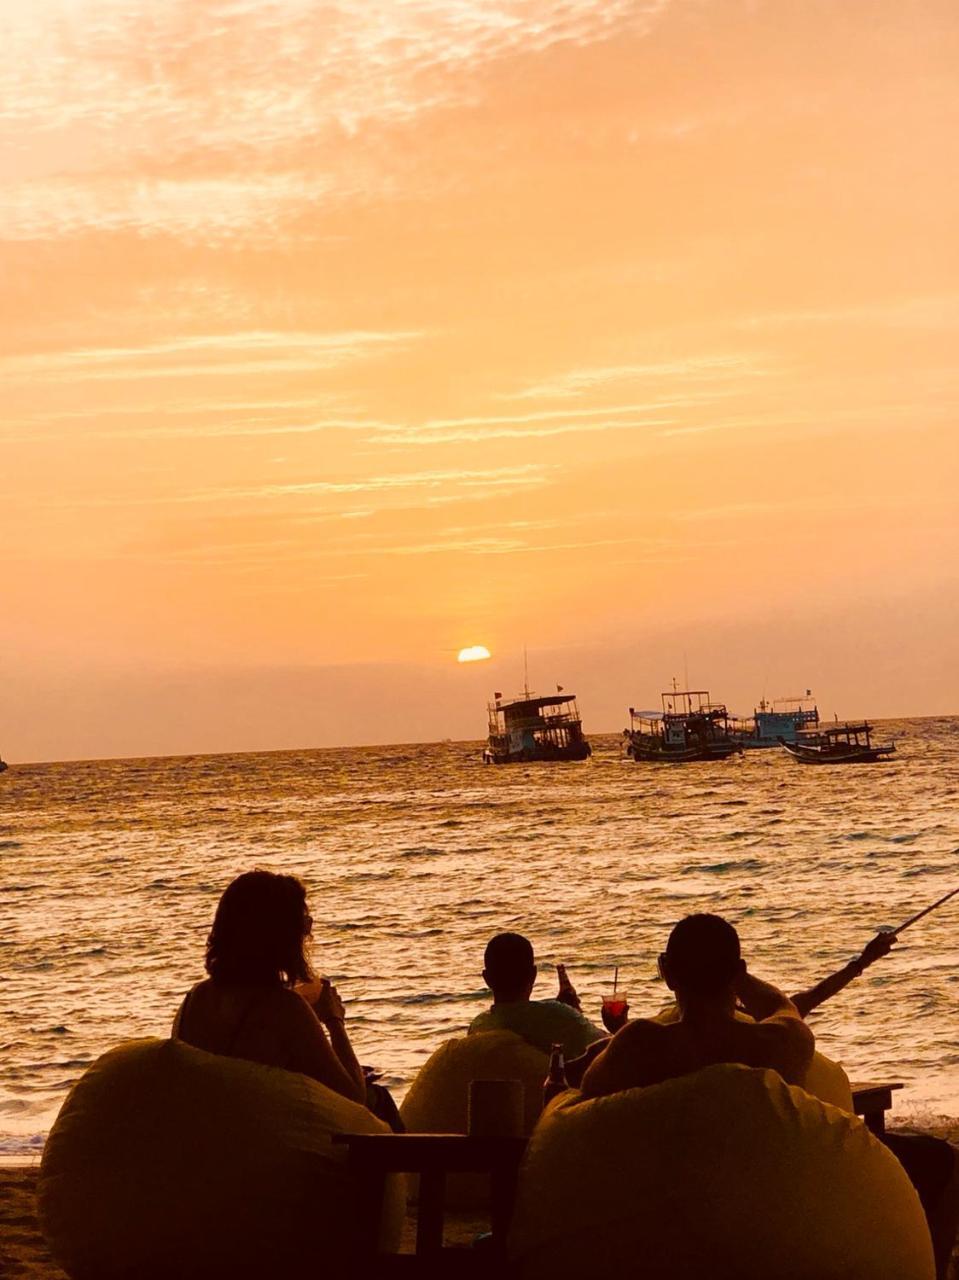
[335,1081,903,1274]
[333,1132,527,1277]
[851,1081,903,1135]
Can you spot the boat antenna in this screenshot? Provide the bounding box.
[524,644,530,699]
[683,651,689,692]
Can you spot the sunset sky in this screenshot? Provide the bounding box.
[3,0,958,761]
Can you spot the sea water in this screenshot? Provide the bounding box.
[2,716,957,1157]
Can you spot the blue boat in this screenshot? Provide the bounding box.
[729,695,819,750]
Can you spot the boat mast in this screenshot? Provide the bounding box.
[524,644,530,699]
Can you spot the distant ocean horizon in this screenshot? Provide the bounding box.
[6,710,955,768]
[3,715,958,1158]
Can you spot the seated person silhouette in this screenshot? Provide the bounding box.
[173,870,366,1103]
[468,932,606,1059]
[582,913,814,1097]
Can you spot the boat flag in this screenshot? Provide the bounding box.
[556,684,564,692]
[494,691,502,700]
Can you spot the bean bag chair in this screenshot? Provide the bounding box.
[38,1037,404,1279]
[509,1064,934,1280]
[803,1048,854,1111]
[400,1031,547,1206]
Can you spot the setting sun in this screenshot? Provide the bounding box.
[457,646,492,664]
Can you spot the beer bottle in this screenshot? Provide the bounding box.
[543,1042,569,1106]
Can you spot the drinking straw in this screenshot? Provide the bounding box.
[891,886,959,935]
[613,965,619,995]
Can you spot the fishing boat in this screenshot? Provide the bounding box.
[779,721,896,765]
[483,689,591,764]
[729,693,819,749]
[624,687,744,763]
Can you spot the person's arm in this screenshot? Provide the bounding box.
[735,970,815,1084]
[555,964,582,1010]
[565,1036,610,1088]
[288,982,366,1104]
[580,1021,660,1098]
[736,970,801,1023]
[791,931,897,1018]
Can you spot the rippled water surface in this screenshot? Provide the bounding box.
[2,717,958,1155]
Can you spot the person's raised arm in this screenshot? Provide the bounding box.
[289,980,366,1104]
[735,969,814,1084]
[736,969,803,1022]
[791,931,897,1018]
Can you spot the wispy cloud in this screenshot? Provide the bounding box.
[506,354,763,399]
[737,295,959,333]
[31,464,552,511]
[0,329,423,384]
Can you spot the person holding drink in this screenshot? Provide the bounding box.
[172,869,367,1103]
[468,933,608,1059]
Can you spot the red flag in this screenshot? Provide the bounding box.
[556,684,564,692]
[494,691,502,700]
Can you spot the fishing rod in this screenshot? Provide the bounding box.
[889,885,959,935]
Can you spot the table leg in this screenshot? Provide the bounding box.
[862,1108,886,1136]
[416,1171,446,1255]
[354,1168,387,1257]
[490,1165,519,1251]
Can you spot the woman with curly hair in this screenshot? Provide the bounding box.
[172,870,366,1103]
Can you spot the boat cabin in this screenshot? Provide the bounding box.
[487,693,587,758]
[804,721,876,749]
[630,689,733,744]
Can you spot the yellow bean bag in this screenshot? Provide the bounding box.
[509,1064,933,1280]
[38,1037,403,1280]
[803,1047,854,1111]
[653,1003,854,1110]
[400,1031,547,1206]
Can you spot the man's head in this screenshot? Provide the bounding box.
[660,914,744,1005]
[483,932,536,1002]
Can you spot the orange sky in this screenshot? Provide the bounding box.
[3,0,958,760]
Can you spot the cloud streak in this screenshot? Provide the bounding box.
[0,329,423,383]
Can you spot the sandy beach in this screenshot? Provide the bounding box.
[3,1122,957,1279]
[0,1164,488,1278]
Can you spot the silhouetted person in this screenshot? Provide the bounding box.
[582,914,814,1097]
[173,870,365,1103]
[469,932,606,1058]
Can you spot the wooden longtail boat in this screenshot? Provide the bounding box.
[779,721,896,765]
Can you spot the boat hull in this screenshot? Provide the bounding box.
[483,741,592,765]
[625,740,743,764]
[780,742,896,765]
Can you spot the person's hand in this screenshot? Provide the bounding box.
[601,1001,629,1034]
[297,977,346,1025]
[555,964,582,1010]
[858,930,897,970]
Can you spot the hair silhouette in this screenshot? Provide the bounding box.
[205,870,312,986]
